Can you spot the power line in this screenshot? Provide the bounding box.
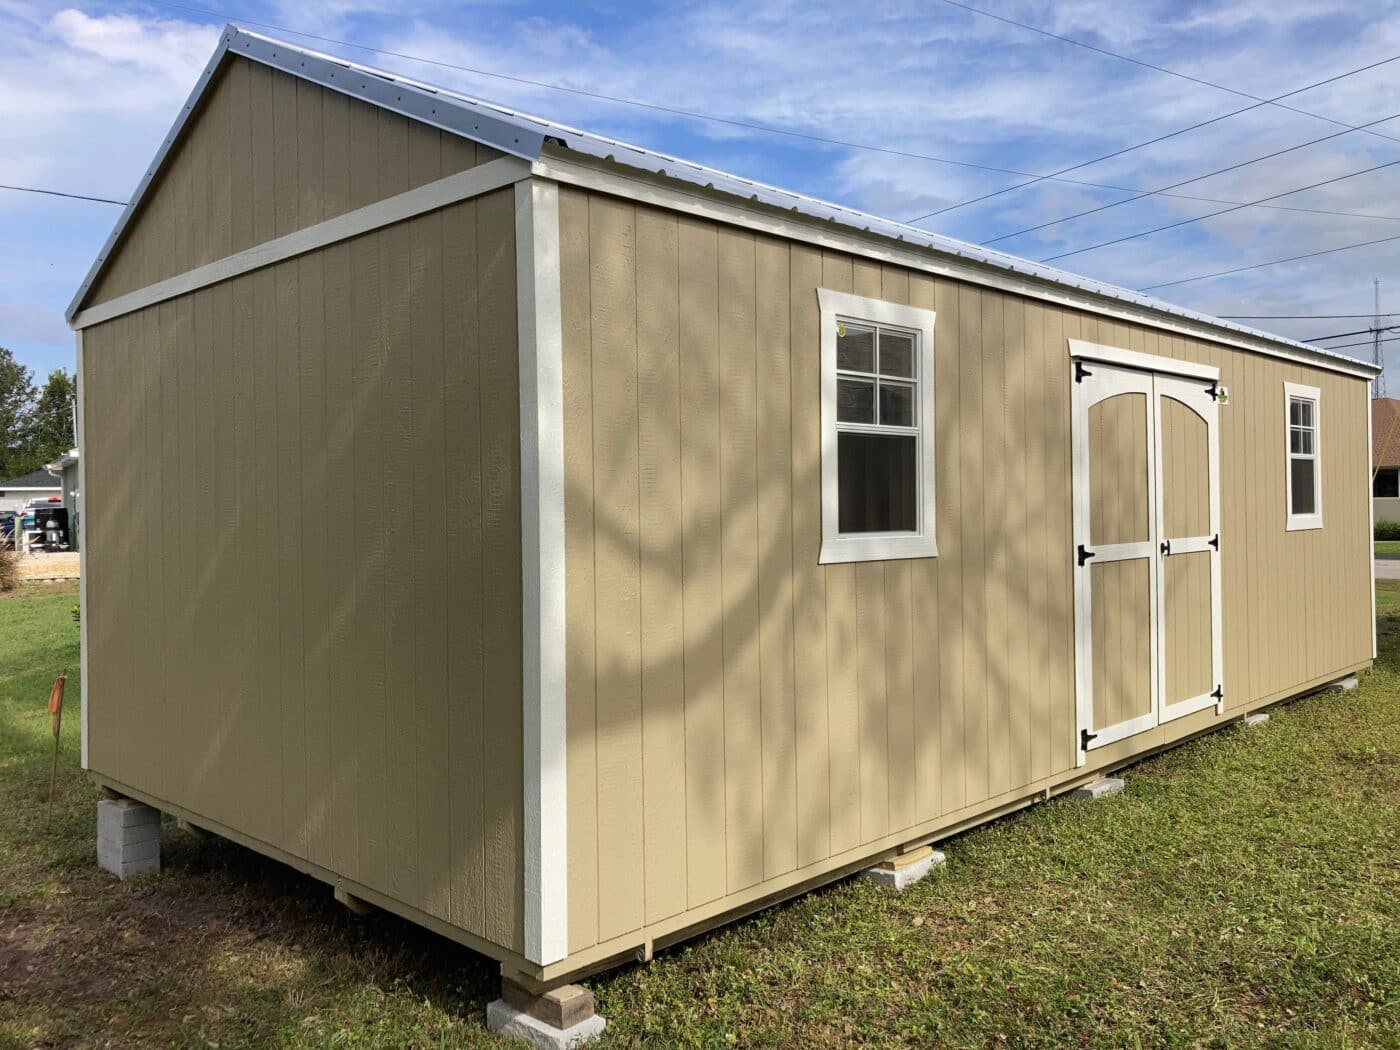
[1303,324,1400,342]
[0,183,126,206]
[1140,231,1400,291]
[1307,332,1400,352]
[905,51,1400,224]
[138,3,1400,230]
[939,0,1400,149]
[983,110,1400,246]
[1041,156,1400,263]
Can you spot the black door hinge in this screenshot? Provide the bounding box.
[1211,685,1224,702]
[1205,380,1219,399]
[1077,544,1096,567]
[1208,534,1220,550]
[1161,540,1171,556]
[1075,360,1093,383]
[1081,728,1098,750]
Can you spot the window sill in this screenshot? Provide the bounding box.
[1285,514,1323,532]
[819,533,938,565]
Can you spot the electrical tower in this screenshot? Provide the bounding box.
[1375,278,1387,399]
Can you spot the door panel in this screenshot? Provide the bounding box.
[1162,551,1213,706]
[1072,366,1160,751]
[1154,376,1222,722]
[1089,393,1151,545]
[1159,397,1210,538]
[1090,558,1155,731]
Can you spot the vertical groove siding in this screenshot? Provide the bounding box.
[559,188,1373,957]
[83,186,524,954]
[83,56,500,309]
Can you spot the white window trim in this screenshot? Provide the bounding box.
[1284,381,1322,531]
[818,288,937,564]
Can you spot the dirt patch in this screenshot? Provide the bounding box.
[15,554,79,581]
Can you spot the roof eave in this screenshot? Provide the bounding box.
[535,142,1382,381]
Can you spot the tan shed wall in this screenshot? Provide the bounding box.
[83,55,499,309]
[82,179,526,954]
[557,186,1372,964]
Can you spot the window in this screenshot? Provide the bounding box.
[1284,382,1322,531]
[818,289,937,564]
[1375,467,1399,499]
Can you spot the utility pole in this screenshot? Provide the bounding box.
[1375,278,1387,399]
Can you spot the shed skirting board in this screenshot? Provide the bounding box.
[85,773,545,976]
[533,657,1369,982]
[516,177,569,966]
[86,657,1365,983]
[531,156,1374,382]
[70,156,530,330]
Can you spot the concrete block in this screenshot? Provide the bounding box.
[334,885,371,917]
[1069,777,1124,801]
[1326,676,1359,694]
[486,997,606,1049]
[863,845,947,891]
[97,799,161,879]
[1241,712,1270,728]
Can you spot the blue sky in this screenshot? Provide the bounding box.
[3,0,1400,381]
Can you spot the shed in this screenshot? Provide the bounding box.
[67,25,1378,1036]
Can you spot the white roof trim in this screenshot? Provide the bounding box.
[66,25,1382,383]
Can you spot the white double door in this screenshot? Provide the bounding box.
[1071,361,1223,759]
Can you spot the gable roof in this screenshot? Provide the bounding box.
[0,468,61,490]
[69,25,1381,383]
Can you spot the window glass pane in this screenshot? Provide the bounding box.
[1290,398,1303,426]
[838,432,918,533]
[879,381,916,427]
[879,331,914,378]
[1300,399,1314,427]
[837,378,875,423]
[1374,468,1399,499]
[837,323,875,372]
[1290,428,1313,455]
[1290,457,1316,515]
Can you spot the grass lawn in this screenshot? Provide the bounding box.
[1374,541,1400,556]
[2,581,1397,1047]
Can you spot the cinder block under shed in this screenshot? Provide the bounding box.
[97,798,161,879]
[1068,777,1125,801]
[487,980,606,1049]
[863,845,947,891]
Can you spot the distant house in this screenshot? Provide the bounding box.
[43,449,80,551]
[1373,398,1400,521]
[0,467,63,515]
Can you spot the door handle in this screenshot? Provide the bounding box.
[1160,540,1171,556]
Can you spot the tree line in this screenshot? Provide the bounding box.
[0,347,76,482]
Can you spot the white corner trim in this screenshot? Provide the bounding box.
[1067,338,1221,382]
[76,330,89,770]
[817,288,937,565]
[1369,394,1377,659]
[71,156,530,331]
[516,178,568,965]
[1284,381,1323,532]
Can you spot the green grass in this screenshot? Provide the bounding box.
[1374,541,1400,556]
[2,581,1397,1047]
